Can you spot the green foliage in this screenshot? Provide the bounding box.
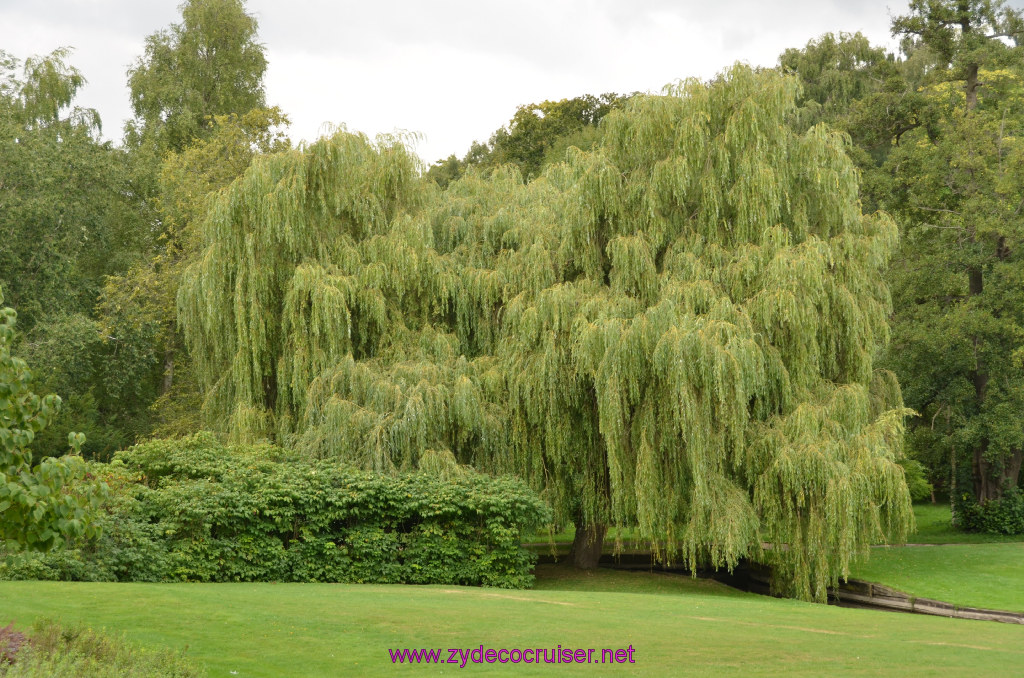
[957,488,1024,534]
[900,459,935,502]
[0,619,204,677]
[101,107,292,440]
[777,32,935,213]
[18,314,154,462]
[0,293,106,551]
[487,94,629,180]
[3,434,549,588]
[789,7,1024,512]
[780,32,894,130]
[891,0,1024,75]
[884,0,1024,505]
[0,48,153,461]
[0,49,144,331]
[905,502,1021,542]
[126,0,267,155]
[424,153,464,190]
[179,65,913,602]
[425,93,629,185]
[112,0,282,446]
[178,129,426,444]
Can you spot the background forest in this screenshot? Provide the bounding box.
[3,0,1024,603]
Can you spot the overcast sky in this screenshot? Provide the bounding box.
[1,0,913,165]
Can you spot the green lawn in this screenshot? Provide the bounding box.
[851,542,1024,612]
[845,504,1024,612]
[905,503,1024,544]
[3,566,1024,677]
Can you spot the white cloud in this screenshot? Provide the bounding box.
[0,0,909,162]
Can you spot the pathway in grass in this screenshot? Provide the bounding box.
[2,566,1024,677]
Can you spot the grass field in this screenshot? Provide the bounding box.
[3,565,1024,677]
[905,504,1024,544]
[844,504,1024,613]
[851,542,1024,612]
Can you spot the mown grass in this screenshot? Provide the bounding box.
[2,565,1024,677]
[851,542,1024,612]
[844,503,1024,613]
[904,503,1023,544]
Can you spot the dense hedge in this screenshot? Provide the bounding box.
[1,433,551,588]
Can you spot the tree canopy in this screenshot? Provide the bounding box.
[126,0,267,155]
[25,0,1024,595]
[98,0,284,446]
[426,93,629,187]
[0,49,139,331]
[0,48,153,460]
[775,3,1024,514]
[883,0,1024,507]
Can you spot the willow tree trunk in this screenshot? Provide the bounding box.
[570,517,606,570]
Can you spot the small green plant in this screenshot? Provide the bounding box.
[0,618,203,677]
[0,624,27,665]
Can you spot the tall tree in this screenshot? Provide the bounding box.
[885,0,1024,506]
[125,0,267,156]
[0,49,150,460]
[780,32,893,130]
[101,107,290,437]
[105,0,280,443]
[779,32,938,213]
[180,67,913,601]
[496,68,911,592]
[0,49,141,331]
[179,129,427,443]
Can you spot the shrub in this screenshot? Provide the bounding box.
[2,433,551,588]
[956,488,1024,535]
[0,293,107,551]
[900,459,934,503]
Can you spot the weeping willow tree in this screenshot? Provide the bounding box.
[475,66,914,597]
[178,128,511,474]
[179,65,913,601]
[179,128,423,442]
